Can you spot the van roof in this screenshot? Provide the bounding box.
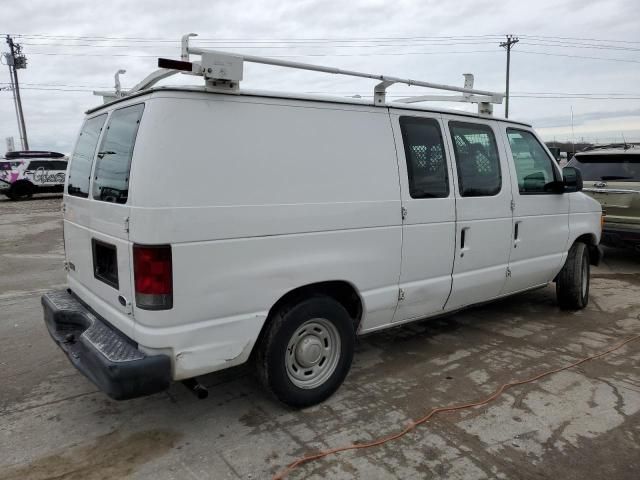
[86,85,533,128]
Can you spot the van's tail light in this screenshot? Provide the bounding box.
[133,244,173,310]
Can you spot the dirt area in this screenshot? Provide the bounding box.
[1,195,639,479]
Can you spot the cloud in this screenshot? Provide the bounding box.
[1,0,639,153]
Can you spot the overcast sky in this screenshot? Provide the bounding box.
[2,0,639,153]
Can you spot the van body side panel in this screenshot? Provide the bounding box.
[127,94,402,378]
[567,193,603,256]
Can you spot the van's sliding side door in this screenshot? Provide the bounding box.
[442,117,514,309]
[389,111,457,323]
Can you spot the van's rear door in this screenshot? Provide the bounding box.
[64,104,145,337]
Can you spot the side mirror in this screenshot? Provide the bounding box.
[562,166,583,193]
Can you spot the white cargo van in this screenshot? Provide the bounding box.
[43,37,603,407]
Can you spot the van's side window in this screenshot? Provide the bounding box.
[67,114,107,198]
[506,129,559,194]
[449,122,501,197]
[399,117,449,198]
[93,104,145,204]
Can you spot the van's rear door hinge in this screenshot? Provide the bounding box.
[510,199,516,211]
[506,267,512,277]
[124,217,130,233]
[398,288,405,301]
[401,206,407,221]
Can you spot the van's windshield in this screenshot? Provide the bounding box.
[568,153,640,181]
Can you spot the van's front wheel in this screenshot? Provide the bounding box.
[256,296,355,408]
[556,242,590,310]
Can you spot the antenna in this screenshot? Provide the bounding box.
[622,132,629,150]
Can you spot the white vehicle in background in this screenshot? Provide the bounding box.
[42,35,603,407]
[0,151,68,200]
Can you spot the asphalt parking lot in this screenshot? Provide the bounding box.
[1,195,640,480]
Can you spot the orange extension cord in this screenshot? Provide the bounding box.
[273,332,640,480]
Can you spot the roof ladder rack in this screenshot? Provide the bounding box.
[95,33,505,115]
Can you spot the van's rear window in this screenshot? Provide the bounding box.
[92,104,145,204]
[568,153,640,181]
[68,114,107,198]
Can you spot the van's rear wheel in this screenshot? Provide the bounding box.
[256,296,355,408]
[556,242,590,310]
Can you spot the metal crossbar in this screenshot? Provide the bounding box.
[95,33,505,115]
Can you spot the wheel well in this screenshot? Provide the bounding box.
[270,281,363,327]
[575,233,596,245]
[251,281,364,359]
[10,180,34,191]
[573,233,601,266]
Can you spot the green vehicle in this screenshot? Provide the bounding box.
[568,146,640,250]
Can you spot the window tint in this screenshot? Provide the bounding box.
[93,104,144,204]
[68,114,107,197]
[449,122,502,197]
[399,117,449,198]
[507,129,559,193]
[27,160,66,170]
[568,154,640,181]
[27,161,50,170]
[51,160,68,170]
[0,162,20,170]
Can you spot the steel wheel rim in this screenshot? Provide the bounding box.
[285,318,341,389]
[581,256,589,298]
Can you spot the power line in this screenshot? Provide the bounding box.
[6,32,640,45]
[20,49,640,63]
[17,38,640,53]
[5,33,506,43]
[23,49,501,58]
[517,34,640,45]
[20,40,503,49]
[517,49,640,63]
[519,41,640,52]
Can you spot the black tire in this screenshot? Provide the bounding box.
[556,242,590,310]
[256,296,355,408]
[8,181,33,200]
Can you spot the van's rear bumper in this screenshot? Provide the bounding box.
[42,289,171,400]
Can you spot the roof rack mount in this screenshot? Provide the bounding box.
[95,33,505,115]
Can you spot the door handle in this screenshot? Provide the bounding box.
[460,227,470,257]
[514,221,522,248]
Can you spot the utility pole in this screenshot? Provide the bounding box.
[4,35,29,150]
[500,34,519,119]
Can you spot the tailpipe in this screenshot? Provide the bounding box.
[182,378,209,399]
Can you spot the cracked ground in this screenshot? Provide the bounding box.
[1,195,639,480]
